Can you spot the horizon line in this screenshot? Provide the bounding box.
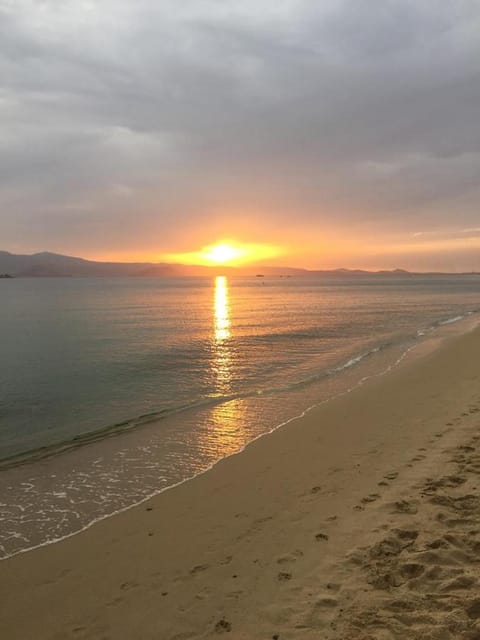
[1,249,480,275]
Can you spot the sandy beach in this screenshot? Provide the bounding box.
[1,324,479,639]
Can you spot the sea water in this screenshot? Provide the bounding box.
[0,275,479,557]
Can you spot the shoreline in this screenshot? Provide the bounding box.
[1,313,477,562]
[0,321,479,638]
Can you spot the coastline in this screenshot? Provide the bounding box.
[1,323,480,639]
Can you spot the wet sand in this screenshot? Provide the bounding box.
[1,324,479,639]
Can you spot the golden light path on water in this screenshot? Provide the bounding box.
[210,276,241,454]
[214,275,231,342]
[213,275,232,392]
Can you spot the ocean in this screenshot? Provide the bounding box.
[0,274,479,558]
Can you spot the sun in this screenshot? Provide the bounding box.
[162,240,284,266]
[203,243,247,264]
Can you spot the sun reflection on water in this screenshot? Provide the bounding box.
[212,275,232,394]
[208,398,247,456]
[214,275,231,342]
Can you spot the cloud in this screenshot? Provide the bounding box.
[0,0,479,268]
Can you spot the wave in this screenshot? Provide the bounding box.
[416,310,478,336]
[0,396,236,470]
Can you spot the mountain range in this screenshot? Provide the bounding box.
[0,251,478,278]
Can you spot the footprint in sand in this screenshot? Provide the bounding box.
[459,445,476,453]
[426,537,450,550]
[214,619,232,633]
[399,562,425,579]
[466,599,480,619]
[411,455,426,462]
[441,575,477,591]
[329,430,480,639]
[384,598,417,612]
[277,550,303,564]
[315,532,329,542]
[424,475,467,493]
[190,564,209,575]
[120,581,139,591]
[361,493,381,504]
[277,572,292,581]
[384,472,399,480]
[394,528,419,542]
[431,493,480,514]
[393,499,418,514]
[369,529,418,560]
[438,513,476,528]
[314,596,338,608]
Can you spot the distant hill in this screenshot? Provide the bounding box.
[0,251,305,277]
[0,251,478,278]
[0,251,147,277]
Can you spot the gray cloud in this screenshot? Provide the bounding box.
[0,0,479,267]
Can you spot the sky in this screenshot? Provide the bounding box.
[1,0,479,270]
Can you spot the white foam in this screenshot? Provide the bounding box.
[439,315,464,325]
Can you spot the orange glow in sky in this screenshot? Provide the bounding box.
[163,240,284,266]
[73,227,480,273]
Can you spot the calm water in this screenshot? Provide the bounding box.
[0,275,479,557]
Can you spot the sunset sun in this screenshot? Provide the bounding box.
[163,240,284,267]
[203,243,246,264]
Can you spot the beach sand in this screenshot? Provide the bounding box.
[1,325,480,639]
